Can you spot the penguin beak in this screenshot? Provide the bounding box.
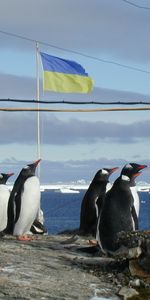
[109,167,119,174]
[137,164,147,170]
[7,173,14,177]
[34,159,41,166]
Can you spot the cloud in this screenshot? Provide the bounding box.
[0,73,36,99]
[0,1,150,183]
[0,0,150,63]
[0,72,150,101]
[41,158,150,183]
[0,73,150,147]
[40,118,150,144]
[0,72,150,145]
[0,110,149,145]
[1,157,149,184]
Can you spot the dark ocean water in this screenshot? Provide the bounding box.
[41,190,150,234]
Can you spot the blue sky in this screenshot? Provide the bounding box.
[0,0,150,183]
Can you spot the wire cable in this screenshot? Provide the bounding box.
[121,0,150,10]
[0,98,150,105]
[0,29,150,74]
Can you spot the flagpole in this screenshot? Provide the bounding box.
[36,42,41,179]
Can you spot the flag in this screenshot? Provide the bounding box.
[40,52,94,93]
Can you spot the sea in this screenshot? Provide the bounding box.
[40,189,150,234]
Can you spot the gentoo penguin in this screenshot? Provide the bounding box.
[30,208,48,235]
[120,163,147,221]
[30,219,48,235]
[0,173,14,233]
[79,167,118,237]
[6,159,41,241]
[99,170,143,252]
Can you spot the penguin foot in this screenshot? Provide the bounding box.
[16,235,37,241]
[88,239,98,246]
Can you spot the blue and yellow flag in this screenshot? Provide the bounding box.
[40,52,94,93]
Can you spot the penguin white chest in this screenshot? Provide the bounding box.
[130,186,140,217]
[13,176,40,236]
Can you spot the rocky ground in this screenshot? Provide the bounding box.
[0,233,150,299]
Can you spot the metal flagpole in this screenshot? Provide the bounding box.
[36,42,41,178]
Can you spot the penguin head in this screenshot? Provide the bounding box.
[129,163,147,172]
[94,167,118,182]
[121,163,147,179]
[21,159,41,178]
[0,172,14,184]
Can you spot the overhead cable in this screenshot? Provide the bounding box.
[0,29,149,74]
[121,0,150,10]
[0,99,150,105]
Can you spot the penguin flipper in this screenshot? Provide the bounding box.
[5,192,16,234]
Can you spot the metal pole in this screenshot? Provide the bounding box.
[36,42,41,178]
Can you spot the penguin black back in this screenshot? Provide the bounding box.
[79,167,118,236]
[99,174,135,252]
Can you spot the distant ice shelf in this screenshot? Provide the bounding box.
[58,187,80,194]
[39,184,88,193]
[7,183,150,193]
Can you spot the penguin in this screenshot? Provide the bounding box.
[0,173,14,186]
[0,173,14,233]
[30,219,48,235]
[121,163,147,218]
[30,208,48,235]
[6,159,41,241]
[79,167,118,237]
[99,169,143,253]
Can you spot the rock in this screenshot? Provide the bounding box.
[139,238,150,272]
[129,278,141,288]
[128,246,142,259]
[139,256,150,273]
[107,245,142,259]
[129,259,150,284]
[0,235,119,299]
[145,237,150,253]
[118,286,139,299]
[0,231,150,299]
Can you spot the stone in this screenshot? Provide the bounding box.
[128,246,142,259]
[0,231,150,299]
[118,286,139,299]
[0,235,119,300]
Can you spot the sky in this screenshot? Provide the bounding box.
[0,0,150,183]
